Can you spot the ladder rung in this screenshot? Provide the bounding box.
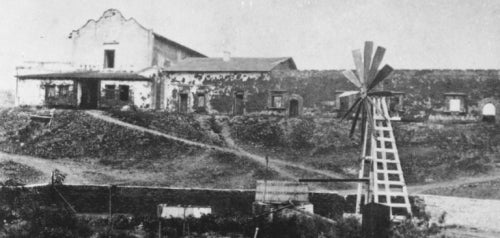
[372,159,400,163]
[386,203,411,208]
[375,181,406,186]
[375,148,396,153]
[374,127,391,131]
[374,191,407,196]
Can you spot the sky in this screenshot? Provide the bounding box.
[0,0,500,91]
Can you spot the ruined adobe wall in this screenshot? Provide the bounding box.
[17,79,76,107]
[159,69,500,118]
[99,80,153,109]
[272,69,500,120]
[161,72,274,114]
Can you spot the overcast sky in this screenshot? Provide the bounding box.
[1,0,499,91]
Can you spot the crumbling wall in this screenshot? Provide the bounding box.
[17,79,76,107]
[99,80,152,109]
[162,72,273,114]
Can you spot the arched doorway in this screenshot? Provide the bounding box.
[482,103,496,122]
[289,99,299,117]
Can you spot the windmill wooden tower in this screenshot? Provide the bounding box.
[342,41,412,219]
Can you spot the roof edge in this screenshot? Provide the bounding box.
[153,33,207,58]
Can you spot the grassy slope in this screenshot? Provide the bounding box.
[1,108,499,195]
[229,115,500,187]
[0,108,282,188]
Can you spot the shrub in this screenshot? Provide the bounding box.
[285,118,315,149]
[231,117,284,147]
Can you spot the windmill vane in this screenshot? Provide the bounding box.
[342,42,412,219]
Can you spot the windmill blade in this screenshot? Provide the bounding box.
[341,97,362,121]
[368,65,394,91]
[342,70,362,88]
[349,103,363,137]
[363,41,373,82]
[352,49,365,86]
[367,46,386,82]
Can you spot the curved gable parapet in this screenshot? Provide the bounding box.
[69,9,151,39]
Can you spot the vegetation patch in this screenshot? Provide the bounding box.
[0,160,44,184]
[107,110,224,146]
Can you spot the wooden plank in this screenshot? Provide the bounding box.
[352,49,365,86]
[367,46,386,82]
[342,70,361,88]
[255,180,309,203]
[363,41,374,83]
[368,65,394,91]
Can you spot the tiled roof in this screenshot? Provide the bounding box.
[17,71,149,80]
[164,57,296,72]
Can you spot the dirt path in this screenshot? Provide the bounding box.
[85,111,298,180]
[0,151,91,185]
[409,168,500,194]
[217,118,345,179]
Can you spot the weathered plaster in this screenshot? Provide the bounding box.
[70,9,153,72]
[100,80,152,109]
[17,79,75,107]
[161,72,272,114]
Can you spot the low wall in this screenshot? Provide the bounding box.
[22,185,346,218]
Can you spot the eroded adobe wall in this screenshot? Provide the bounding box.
[17,79,76,107]
[99,80,153,109]
[272,69,500,120]
[162,72,275,114]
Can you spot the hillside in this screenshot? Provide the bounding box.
[0,108,283,188]
[1,108,499,194]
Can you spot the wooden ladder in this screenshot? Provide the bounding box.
[356,96,412,219]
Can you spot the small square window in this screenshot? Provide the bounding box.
[46,85,56,97]
[198,94,206,108]
[449,99,461,112]
[105,85,116,99]
[272,96,283,108]
[58,85,70,96]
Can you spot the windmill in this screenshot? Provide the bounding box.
[342,41,412,219]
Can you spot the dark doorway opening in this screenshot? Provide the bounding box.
[80,80,99,109]
[234,92,244,115]
[119,85,130,101]
[289,99,299,117]
[179,93,188,113]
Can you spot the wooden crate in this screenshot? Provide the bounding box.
[255,180,309,204]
